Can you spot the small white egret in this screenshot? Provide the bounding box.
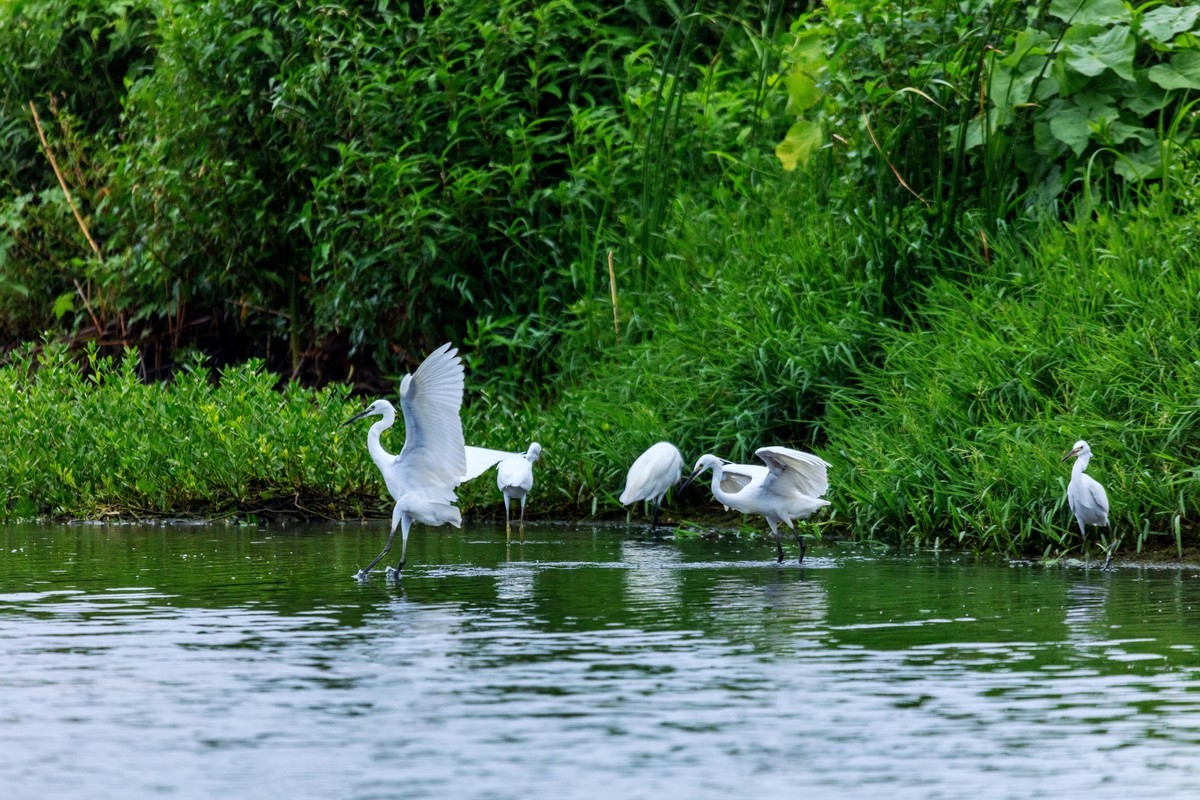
[619,442,684,530]
[497,443,541,532]
[343,342,467,580]
[1061,439,1114,569]
[681,446,830,563]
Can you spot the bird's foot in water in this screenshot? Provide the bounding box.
[385,565,404,581]
[353,568,372,581]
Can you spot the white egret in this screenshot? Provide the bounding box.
[619,442,684,530]
[681,446,831,563]
[343,342,467,580]
[1061,439,1113,569]
[497,443,541,532]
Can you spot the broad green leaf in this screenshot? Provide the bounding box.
[775,120,823,171]
[989,61,1039,108]
[786,67,822,112]
[1047,104,1095,155]
[1001,29,1055,68]
[1139,6,1200,46]
[1098,120,1154,147]
[1146,51,1200,90]
[1049,0,1130,26]
[1065,25,1135,81]
[790,29,825,68]
[1112,143,1161,181]
[1123,73,1170,114]
[53,292,75,320]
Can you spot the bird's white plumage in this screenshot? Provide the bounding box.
[620,442,684,506]
[397,341,467,493]
[497,443,541,528]
[1064,439,1110,534]
[683,446,831,562]
[464,445,522,481]
[497,455,535,498]
[756,446,830,500]
[346,342,469,578]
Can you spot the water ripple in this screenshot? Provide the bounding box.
[2,523,1200,799]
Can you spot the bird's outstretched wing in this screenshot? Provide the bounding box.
[756,446,830,499]
[720,463,767,495]
[398,342,467,487]
[463,445,521,481]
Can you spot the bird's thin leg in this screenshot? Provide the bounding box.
[1080,522,1090,567]
[789,524,806,565]
[388,515,412,578]
[650,500,662,532]
[503,495,512,536]
[1101,529,1118,571]
[519,496,527,532]
[767,520,784,563]
[356,504,403,579]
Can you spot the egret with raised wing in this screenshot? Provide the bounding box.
[1061,439,1114,569]
[343,342,467,580]
[681,446,830,563]
[497,443,541,533]
[619,442,684,530]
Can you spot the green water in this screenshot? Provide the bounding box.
[3,522,1200,799]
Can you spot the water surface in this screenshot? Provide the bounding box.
[3,522,1200,799]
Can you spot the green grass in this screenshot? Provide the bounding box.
[826,198,1200,555]
[0,341,370,520]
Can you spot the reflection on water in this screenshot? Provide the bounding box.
[3,522,1200,799]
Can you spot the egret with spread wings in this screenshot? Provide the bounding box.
[344,342,467,580]
[682,446,830,563]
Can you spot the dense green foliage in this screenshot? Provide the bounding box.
[1,0,1199,560]
[0,341,370,518]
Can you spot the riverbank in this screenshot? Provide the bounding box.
[2,2,1196,555]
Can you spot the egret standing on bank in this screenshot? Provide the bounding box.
[344,342,467,580]
[1061,439,1113,569]
[682,446,830,563]
[496,443,541,533]
[619,442,684,530]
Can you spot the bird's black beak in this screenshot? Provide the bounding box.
[1060,447,1079,463]
[679,468,703,492]
[342,407,373,427]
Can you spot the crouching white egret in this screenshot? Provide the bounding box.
[1061,439,1114,570]
[496,443,542,532]
[343,342,467,580]
[619,442,684,530]
[682,446,830,563]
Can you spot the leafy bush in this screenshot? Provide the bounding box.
[979,0,1200,199]
[0,340,364,519]
[2,0,780,399]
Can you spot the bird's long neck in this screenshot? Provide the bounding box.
[366,407,396,470]
[708,462,731,505]
[1073,451,1091,478]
